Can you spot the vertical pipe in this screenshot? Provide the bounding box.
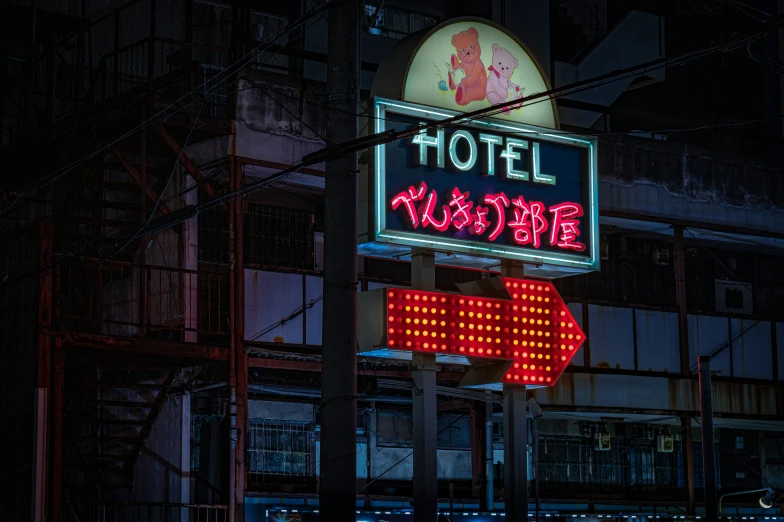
[32,389,48,522]
[36,219,53,522]
[51,338,64,522]
[485,400,494,511]
[227,156,237,522]
[674,226,690,376]
[501,260,527,522]
[411,250,437,522]
[449,482,454,522]
[698,356,718,522]
[139,130,147,335]
[148,0,156,107]
[681,415,695,515]
[37,219,53,390]
[234,162,247,522]
[534,417,540,521]
[473,402,485,509]
[113,12,119,97]
[320,0,360,520]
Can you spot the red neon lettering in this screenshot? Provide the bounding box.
[389,183,584,253]
[508,196,548,248]
[483,192,510,241]
[470,205,490,236]
[448,188,474,231]
[418,190,451,232]
[549,202,586,251]
[391,182,427,228]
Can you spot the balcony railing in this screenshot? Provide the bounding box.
[64,501,227,522]
[58,259,229,342]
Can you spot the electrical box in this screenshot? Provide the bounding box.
[595,432,611,451]
[657,435,674,453]
[653,246,670,266]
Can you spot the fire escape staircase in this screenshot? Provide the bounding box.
[10,3,236,493]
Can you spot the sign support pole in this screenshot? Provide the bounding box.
[501,261,528,522]
[411,249,438,522]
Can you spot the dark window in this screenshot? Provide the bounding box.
[437,414,471,449]
[364,3,437,40]
[376,411,470,449]
[244,205,315,269]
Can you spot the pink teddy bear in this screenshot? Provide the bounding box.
[486,43,524,114]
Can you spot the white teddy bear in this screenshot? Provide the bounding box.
[486,43,524,114]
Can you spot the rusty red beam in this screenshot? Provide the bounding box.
[155,125,217,198]
[44,330,228,361]
[437,399,472,412]
[247,357,468,381]
[112,150,172,215]
[37,220,54,390]
[51,338,64,522]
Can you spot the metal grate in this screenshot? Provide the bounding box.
[198,206,230,265]
[538,436,680,491]
[676,441,721,489]
[247,419,314,484]
[244,205,314,269]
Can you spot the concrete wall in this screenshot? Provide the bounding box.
[134,394,190,503]
[365,409,472,481]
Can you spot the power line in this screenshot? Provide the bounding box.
[6,15,784,283]
[110,99,205,260]
[0,0,340,218]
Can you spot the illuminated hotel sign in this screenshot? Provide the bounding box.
[358,277,586,387]
[363,97,599,271]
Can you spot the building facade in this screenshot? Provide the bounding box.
[2,1,784,521]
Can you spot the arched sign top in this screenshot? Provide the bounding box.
[374,18,558,130]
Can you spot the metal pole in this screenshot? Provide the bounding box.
[485,400,494,511]
[503,385,528,521]
[501,261,528,522]
[319,0,360,519]
[534,417,540,522]
[227,157,238,522]
[32,389,48,522]
[411,249,438,522]
[698,356,718,522]
[674,226,690,377]
[234,161,247,522]
[681,415,696,515]
[449,482,454,522]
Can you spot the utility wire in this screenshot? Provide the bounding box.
[6,16,784,284]
[109,99,205,259]
[0,0,340,218]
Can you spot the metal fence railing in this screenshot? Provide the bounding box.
[537,436,720,494]
[247,419,314,485]
[59,259,229,341]
[64,501,228,522]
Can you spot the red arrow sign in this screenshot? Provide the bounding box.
[384,277,585,386]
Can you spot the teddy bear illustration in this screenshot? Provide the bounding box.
[448,27,487,106]
[486,43,524,114]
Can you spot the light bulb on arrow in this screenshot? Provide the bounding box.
[371,277,585,387]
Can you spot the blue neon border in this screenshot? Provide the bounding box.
[372,97,600,271]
